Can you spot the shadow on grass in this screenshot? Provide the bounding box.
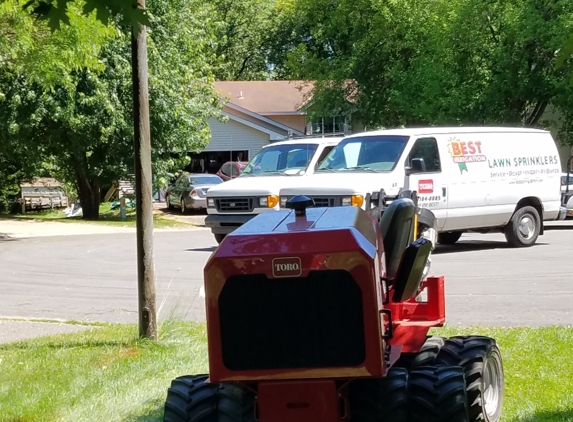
[515,408,573,422]
[433,240,549,255]
[123,400,163,422]
[0,338,136,351]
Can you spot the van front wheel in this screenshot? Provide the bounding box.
[504,206,540,247]
[437,231,462,245]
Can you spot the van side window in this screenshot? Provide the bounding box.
[408,138,441,172]
[315,146,335,169]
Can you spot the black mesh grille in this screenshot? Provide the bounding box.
[215,197,254,212]
[310,196,337,207]
[219,270,366,371]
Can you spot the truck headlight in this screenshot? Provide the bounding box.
[259,195,279,208]
[342,195,364,207]
[207,198,215,207]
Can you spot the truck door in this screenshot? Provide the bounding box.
[405,137,448,230]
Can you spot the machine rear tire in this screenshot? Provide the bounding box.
[180,198,188,214]
[503,206,540,247]
[396,336,446,369]
[163,374,255,422]
[349,367,408,422]
[214,233,226,244]
[437,231,462,245]
[409,365,469,422]
[435,336,504,422]
[166,196,174,210]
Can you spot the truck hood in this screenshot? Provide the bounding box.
[206,174,305,197]
[279,172,403,196]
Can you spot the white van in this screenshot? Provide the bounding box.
[205,136,344,243]
[279,127,565,247]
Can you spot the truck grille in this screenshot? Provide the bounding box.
[310,196,339,207]
[218,270,365,371]
[282,195,342,207]
[215,197,254,212]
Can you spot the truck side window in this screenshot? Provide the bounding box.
[408,138,441,172]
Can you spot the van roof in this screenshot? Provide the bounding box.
[268,136,344,147]
[344,127,549,139]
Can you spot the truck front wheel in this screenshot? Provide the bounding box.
[504,206,540,247]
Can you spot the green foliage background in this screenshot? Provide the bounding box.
[0,0,572,213]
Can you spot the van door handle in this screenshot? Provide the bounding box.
[442,187,447,197]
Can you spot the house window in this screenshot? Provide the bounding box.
[308,116,348,135]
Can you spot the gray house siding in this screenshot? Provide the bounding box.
[205,117,271,160]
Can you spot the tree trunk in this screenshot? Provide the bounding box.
[75,168,101,220]
[524,100,548,127]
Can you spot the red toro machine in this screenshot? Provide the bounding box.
[163,196,504,422]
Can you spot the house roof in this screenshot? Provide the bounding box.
[213,80,315,114]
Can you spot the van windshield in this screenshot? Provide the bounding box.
[317,135,409,172]
[241,143,318,176]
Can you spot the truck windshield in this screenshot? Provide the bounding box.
[241,143,319,176]
[317,135,409,172]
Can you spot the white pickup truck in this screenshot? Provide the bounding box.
[205,136,343,243]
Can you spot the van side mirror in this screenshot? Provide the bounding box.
[405,158,426,176]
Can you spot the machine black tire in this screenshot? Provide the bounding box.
[409,365,470,422]
[435,336,504,422]
[163,374,255,422]
[180,197,187,214]
[349,367,409,422]
[503,206,540,247]
[166,196,174,210]
[396,336,447,369]
[437,231,463,245]
[214,233,226,244]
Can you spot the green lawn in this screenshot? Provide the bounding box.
[0,323,572,422]
[0,202,195,229]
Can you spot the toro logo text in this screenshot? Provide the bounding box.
[272,257,302,278]
[418,179,434,194]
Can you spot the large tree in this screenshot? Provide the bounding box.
[278,0,573,141]
[0,0,221,218]
[207,0,278,80]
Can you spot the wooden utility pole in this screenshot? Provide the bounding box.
[131,0,157,340]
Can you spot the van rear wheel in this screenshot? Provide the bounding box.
[504,206,540,247]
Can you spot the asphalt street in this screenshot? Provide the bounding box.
[1,225,572,328]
